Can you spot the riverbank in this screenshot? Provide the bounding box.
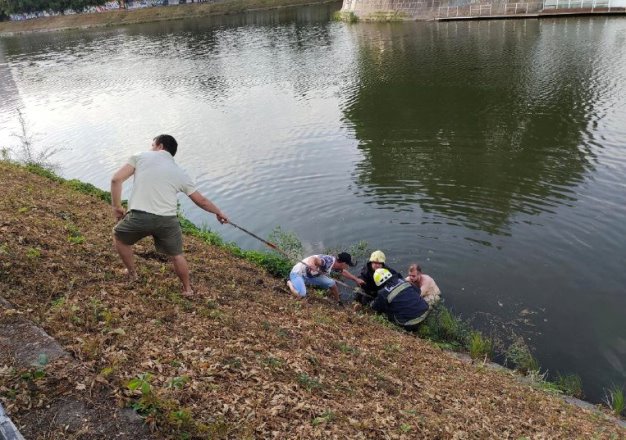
[0,0,337,36]
[0,160,624,438]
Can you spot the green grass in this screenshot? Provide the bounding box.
[555,372,584,398]
[297,373,322,391]
[505,337,539,374]
[468,331,493,360]
[312,410,334,426]
[417,303,471,349]
[604,385,625,416]
[332,11,358,22]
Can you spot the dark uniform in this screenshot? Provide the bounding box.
[370,274,429,331]
[356,262,401,304]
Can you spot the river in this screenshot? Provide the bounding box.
[1,5,625,402]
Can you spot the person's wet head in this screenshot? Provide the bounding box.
[407,263,422,285]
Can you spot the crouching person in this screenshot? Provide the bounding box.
[369,268,429,331]
[286,252,364,303]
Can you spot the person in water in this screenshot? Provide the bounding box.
[406,263,441,308]
[111,134,228,297]
[369,268,430,331]
[286,252,364,302]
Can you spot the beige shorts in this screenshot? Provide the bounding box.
[114,210,183,256]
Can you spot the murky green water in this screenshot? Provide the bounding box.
[1,7,625,401]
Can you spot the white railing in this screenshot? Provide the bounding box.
[438,2,540,17]
[505,2,530,13]
[542,0,614,9]
[470,3,492,14]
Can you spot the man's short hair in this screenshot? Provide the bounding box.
[154,134,178,156]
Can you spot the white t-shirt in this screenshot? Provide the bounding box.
[127,150,197,216]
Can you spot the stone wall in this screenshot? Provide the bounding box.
[340,0,544,20]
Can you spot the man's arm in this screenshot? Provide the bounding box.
[188,191,228,224]
[342,269,366,286]
[110,164,135,220]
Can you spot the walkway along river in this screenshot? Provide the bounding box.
[0,5,625,402]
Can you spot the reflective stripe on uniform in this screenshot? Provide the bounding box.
[399,311,429,327]
[386,282,411,303]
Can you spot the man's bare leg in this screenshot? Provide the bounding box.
[114,236,137,280]
[170,254,192,295]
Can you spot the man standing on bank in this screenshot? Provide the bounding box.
[111,134,228,297]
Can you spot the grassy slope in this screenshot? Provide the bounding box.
[0,160,623,439]
[0,0,335,35]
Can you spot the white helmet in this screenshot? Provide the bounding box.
[373,268,392,287]
[369,250,386,263]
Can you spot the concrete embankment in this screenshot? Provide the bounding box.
[0,0,337,35]
[338,0,626,21]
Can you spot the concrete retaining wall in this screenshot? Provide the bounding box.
[340,0,622,20]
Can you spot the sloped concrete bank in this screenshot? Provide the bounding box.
[339,0,626,21]
[0,0,338,36]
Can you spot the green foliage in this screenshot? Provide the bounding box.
[369,312,397,330]
[264,357,283,369]
[297,373,322,391]
[555,372,584,398]
[21,368,46,380]
[505,337,539,374]
[26,247,41,259]
[127,372,152,395]
[24,163,64,182]
[468,331,493,360]
[417,303,471,350]
[167,408,193,430]
[66,179,111,203]
[127,372,159,415]
[335,341,359,355]
[312,410,334,426]
[65,223,85,245]
[604,385,625,416]
[240,249,292,278]
[167,376,189,388]
[0,0,107,15]
[324,240,369,265]
[332,11,358,22]
[267,226,303,261]
[178,217,224,246]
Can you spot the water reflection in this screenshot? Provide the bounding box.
[344,20,602,235]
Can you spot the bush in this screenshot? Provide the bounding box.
[468,331,493,360]
[555,373,584,398]
[604,385,625,416]
[9,109,65,171]
[505,337,539,374]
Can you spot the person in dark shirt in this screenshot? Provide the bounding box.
[369,268,430,332]
[355,250,401,305]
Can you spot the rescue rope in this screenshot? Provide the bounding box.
[228,221,352,288]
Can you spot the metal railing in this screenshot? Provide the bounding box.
[542,0,613,9]
[437,2,540,17]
